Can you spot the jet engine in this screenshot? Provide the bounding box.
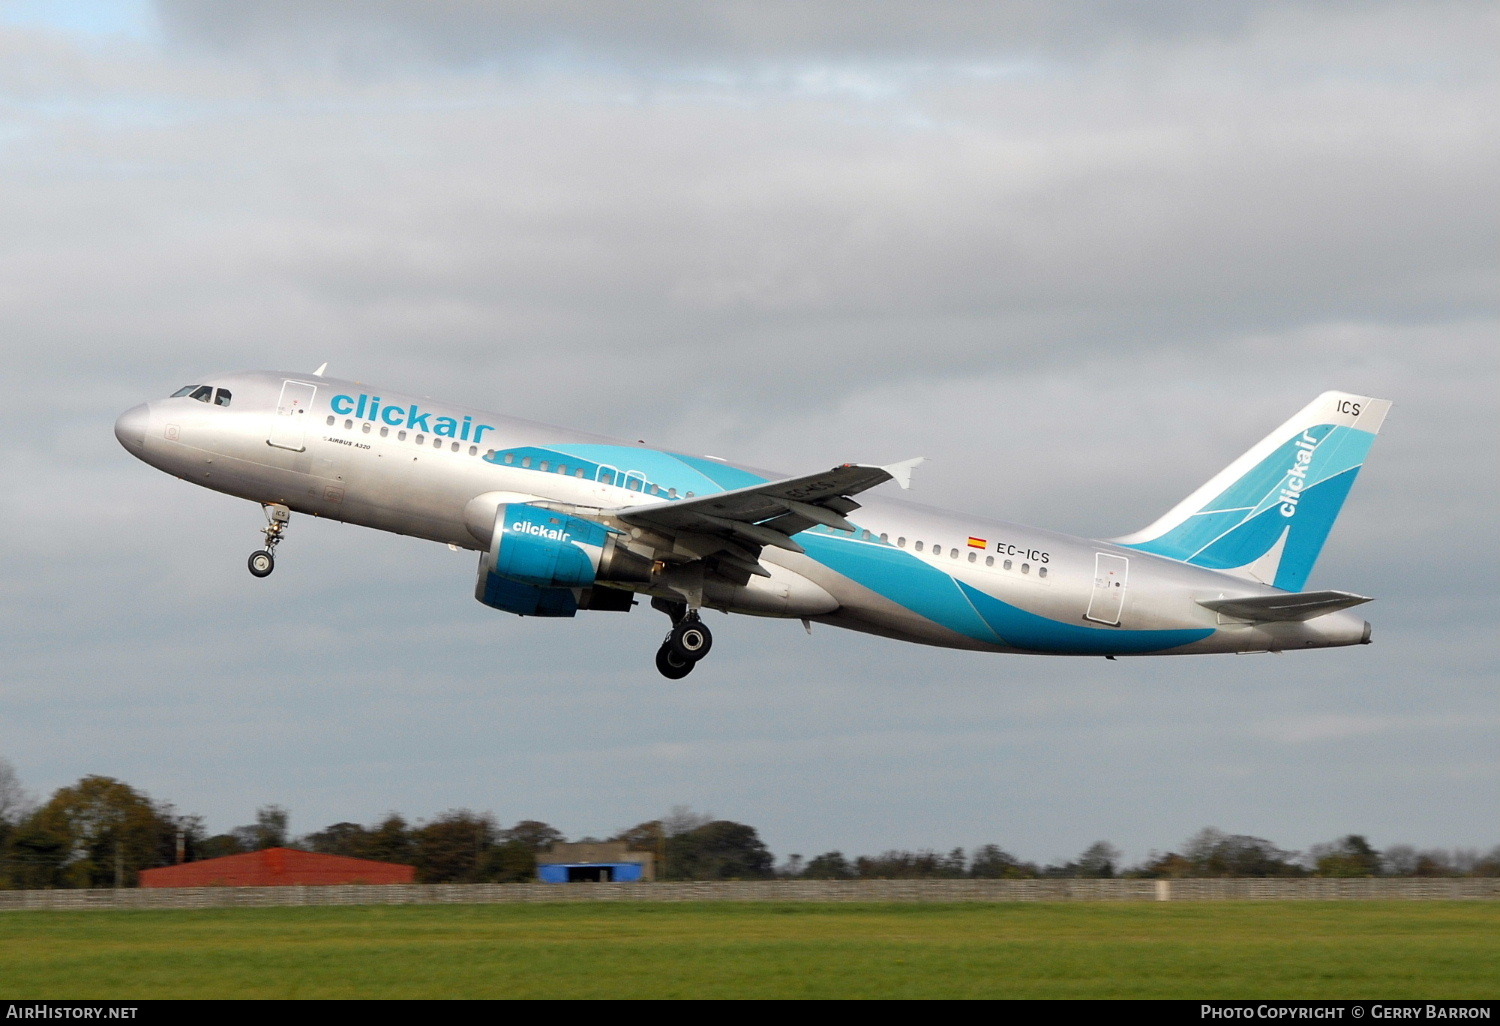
[474,502,649,617]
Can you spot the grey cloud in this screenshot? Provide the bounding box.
[1,3,1494,860]
[154,0,1270,70]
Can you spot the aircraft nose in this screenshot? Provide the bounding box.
[114,404,148,449]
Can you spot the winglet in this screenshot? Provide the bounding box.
[880,457,925,490]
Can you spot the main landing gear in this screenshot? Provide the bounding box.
[652,598,714,679]
[248,503,290,578]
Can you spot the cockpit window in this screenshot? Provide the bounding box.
[170,385,230,406]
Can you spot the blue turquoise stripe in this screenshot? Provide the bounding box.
[801,534,1214,655]
[1120,424,1376,587]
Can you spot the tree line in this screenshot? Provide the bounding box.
[1,762,1496,888]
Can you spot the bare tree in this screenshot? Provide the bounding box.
[0,757,33,825]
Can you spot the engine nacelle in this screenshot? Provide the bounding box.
[474,503,647,617]
[492,504,608,589]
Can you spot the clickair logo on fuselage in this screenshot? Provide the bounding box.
[331,393,495,443]
[1278,430,1321,518]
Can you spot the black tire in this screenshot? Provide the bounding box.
[248,550,275,578]
[669,619,713,662]
[655,644,694,679]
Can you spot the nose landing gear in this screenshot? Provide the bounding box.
[248,503,290,578]
[651,597,714,678]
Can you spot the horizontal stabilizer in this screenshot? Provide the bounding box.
[1197,590,1372,623]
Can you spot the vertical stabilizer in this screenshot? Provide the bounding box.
[1113,392,1390,591]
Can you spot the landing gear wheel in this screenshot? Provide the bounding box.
[251,503,291,577]
[669,618,713,662]
[655,644,695,679]
[248,550,275,578]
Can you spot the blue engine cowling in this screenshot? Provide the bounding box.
[475,504,613,617]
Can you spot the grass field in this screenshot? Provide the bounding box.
[2,901,1495,999]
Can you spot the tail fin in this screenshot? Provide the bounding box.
[1113,391,1391,591]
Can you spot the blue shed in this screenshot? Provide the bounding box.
[537,841,655,883]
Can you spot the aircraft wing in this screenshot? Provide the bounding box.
[1196,590,1372,623]
[613,458,922,579]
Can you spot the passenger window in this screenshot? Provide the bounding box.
[450,441,459,452]
[558,465,568,475]
[326,415,335,426]
[861,530,872,541]
[1021,563,1030,574]
[1004,559,1012,570]
[381,427,389,438]
[985,556,994,567]
[521,456,532,468]
[468,445,477,455]
[968,552,976,563]
[503,453,515,464]
[668,487,677,497]
[398,431,407,441]
[599,469,614,485]
[915,541,924,552]
[362,423,371,434]
[540,461,550,472]
[576,469,586,479]
[1039,567,1048,579]
[213,389,232,407]
[415,434,425,445]
[879,533,888,544]
[897,537,906,548]
[433,438,442,449]
[344,419,353,429]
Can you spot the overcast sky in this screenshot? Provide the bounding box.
[2,0,1496,868]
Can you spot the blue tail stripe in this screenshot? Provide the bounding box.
[1120,424,1377,584]
[957,581,1212,654]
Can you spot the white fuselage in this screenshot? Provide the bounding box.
[115,370,1374,659]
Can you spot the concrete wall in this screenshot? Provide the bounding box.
[1,877,1496,910]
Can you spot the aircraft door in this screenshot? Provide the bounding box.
[268,380,316,452]
[1086,553,1129,625]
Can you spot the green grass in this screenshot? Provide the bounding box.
[1,902,1495,999]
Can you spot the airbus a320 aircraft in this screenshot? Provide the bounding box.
[115,371,1390,678]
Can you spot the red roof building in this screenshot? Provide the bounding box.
[140,847,416,888]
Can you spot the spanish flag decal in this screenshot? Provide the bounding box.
[968,537,987,549]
